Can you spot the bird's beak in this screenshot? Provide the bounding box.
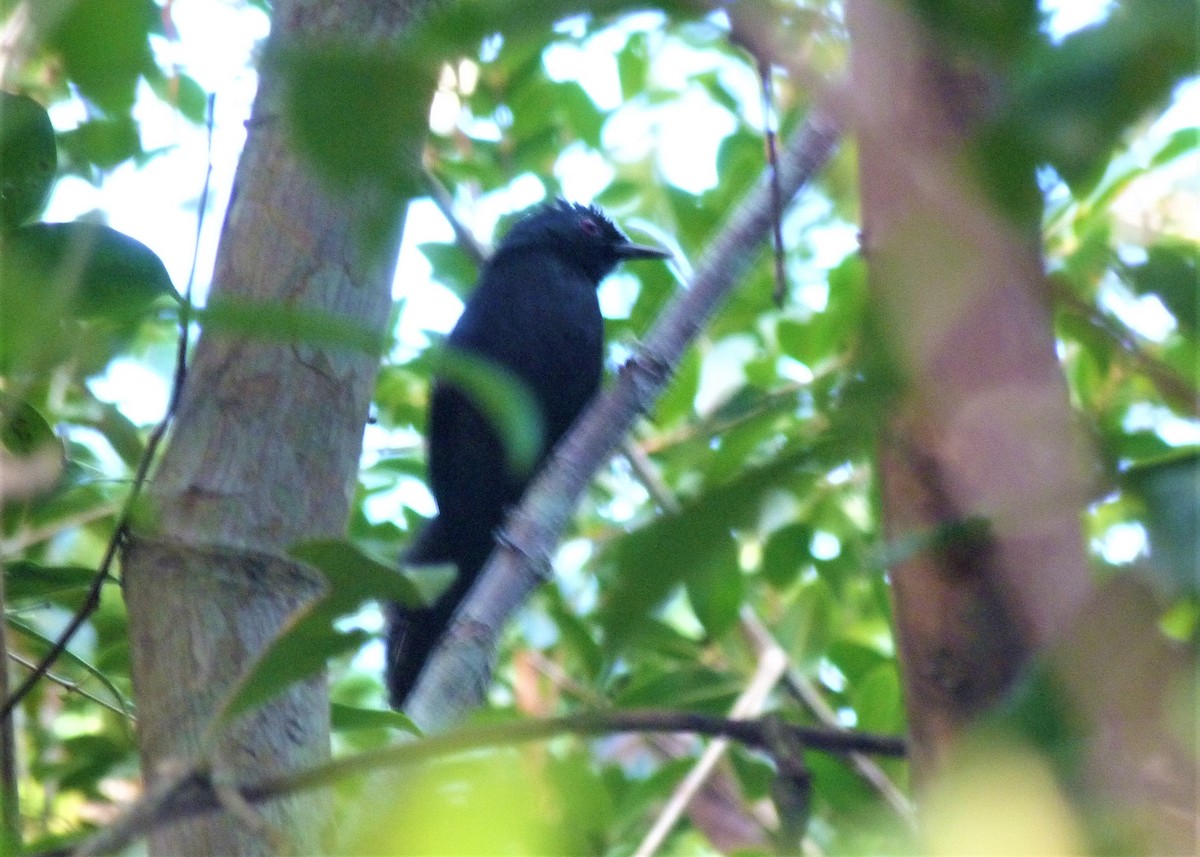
[614,242,672,261]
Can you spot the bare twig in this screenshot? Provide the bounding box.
[7,652,135,722]
[421,166,490,266]
[0,526,19,847]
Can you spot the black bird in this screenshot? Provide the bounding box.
[386,200,670,708]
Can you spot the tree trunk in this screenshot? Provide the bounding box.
[122,1,428,853]
[845,0,1095,781]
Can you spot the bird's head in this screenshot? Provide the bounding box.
[497,199,670,283]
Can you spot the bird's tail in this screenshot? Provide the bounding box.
[385,519,488,709]
[384,597,460,708]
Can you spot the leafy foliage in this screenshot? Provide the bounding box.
[1,0,1196,854]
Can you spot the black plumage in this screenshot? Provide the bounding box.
[386,200,669,708]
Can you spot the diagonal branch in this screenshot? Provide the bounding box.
[405,111,843,729]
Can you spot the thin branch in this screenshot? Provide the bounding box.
[7,652,135,722]
[421,166,490,266]
[66,708,904,857]
[1050,277,1199,417]
[405,111,843,728]
[741,611,917,827]
[0,518,19,847]
[633,645,789,857]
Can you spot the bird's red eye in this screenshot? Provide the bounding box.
[579,217,601,236]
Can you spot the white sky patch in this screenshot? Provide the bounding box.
[777,356,814,384]
[654,89,737,193]
[810,530,842,561]
[1040,0,1115,42]
[543,42,623,110]
[1122,402,1200,447]
[1093,521,1148,564]
[555,141,616,202]
[598,270,640,319]
[393,198,462,342]
[1097,274,1178,342]
[88,358,170,425]
[694,334,757,415]
[796,280,830,313]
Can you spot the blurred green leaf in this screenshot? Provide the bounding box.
[435,348,546,477]
[269,41,433,196]
[218,538,448,724]
[331,701,420,734]
[762,522,814,588]
[907,0,1038,63]
[199,298,389,355]
[0,92,56,230]
[683,538,742,639]
[998,0,1198,194]
[4,560,96,602]
[0,392,57,455]
[219,615,369,726]
[5,222,175,318]
[420,241,481,298]
[41,0,158,115]
[8,615,134,718]
[1124,243,1198,333]
[58,117,142,172]
[1123,450,1200,597]
[290,537,432,612]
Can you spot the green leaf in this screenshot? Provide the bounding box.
[1125,243,1198,333]
[761,522,814,588]
[435,349,545,477]
[290,537,433,612]
[146,72,209,125]
[7,616,135,719]
[3,561,97,602]
[269,41,433,195]
[0,392,58,455]
[218,538,448,724]
[1123,450,1200,597]
[3,222,176,319]
[683,538,742,639]
[1149,126,1200,169]
[852,663,904,735]
[219,614,368,725]
[420,241,481,298]
[198,298,389,355]
[330,702,420,734]
[0,92,56,230]
[42,0,158,115]
[599,441,842,650]
[57,117,143,172]
[613,664,740,711]
[1003,0,1198,194]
